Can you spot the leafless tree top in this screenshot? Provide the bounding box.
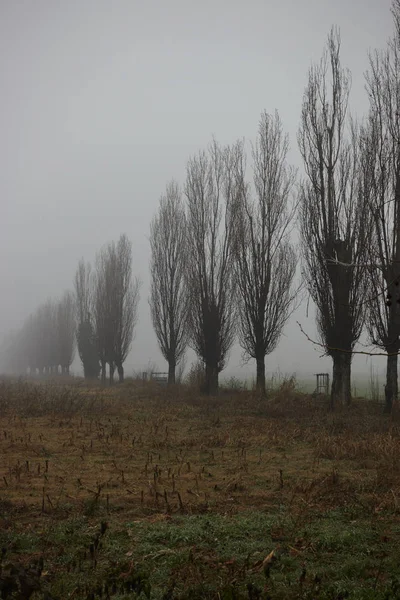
[149,180,188,367]
[233,111,298,361]
[74,259,92,325]
[185,139,242,371]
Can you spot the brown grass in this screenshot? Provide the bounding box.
[1,377,399,525]
[3,379,400,598]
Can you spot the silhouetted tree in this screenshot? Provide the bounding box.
[363,0,400,412]
[3,297,75,377]
[185,139,240,394]
[93,247,115,383]
[112,235,141,383]
[233,111,298,394]
[76,319,100,379]
[149,181,188,384]
[35,301,56,375]
[74,259,92,326]
[74,260,100,379]
[298,29,370,408]
[93,235,140,384]
[56,292,76,375]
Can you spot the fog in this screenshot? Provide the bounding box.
[0,0,394,384]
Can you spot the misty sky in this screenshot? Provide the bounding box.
[0,0,394,382]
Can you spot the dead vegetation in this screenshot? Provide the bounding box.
[1,378,400,598]
[0,378,399,518]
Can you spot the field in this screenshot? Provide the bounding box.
[1,379,400,599]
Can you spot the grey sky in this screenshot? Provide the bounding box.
[0,0,394,381]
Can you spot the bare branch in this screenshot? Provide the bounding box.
[297,321,400,357]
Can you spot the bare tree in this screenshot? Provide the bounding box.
[74,259,92,326]
[233,111,298,394]
[185,139,240,394]
[298,29,370,408]
[363,0,400,412]
[149,181,188,384]
[1,292,74,377]
[56,292,76,375]
[74,260,100,379]
[93,235,140,384]
[37,301,57,375]
[19,301,58,375]
[113,235,141,383]
[93,246,116,383]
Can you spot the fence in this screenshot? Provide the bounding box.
[150,372,168,385]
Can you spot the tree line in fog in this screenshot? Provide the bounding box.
[2,2,400,413]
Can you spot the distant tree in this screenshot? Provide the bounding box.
[93,248,114,383]
[56,292,76,375]
[298,29,370,408]
[233,111,298,394]
[36,301,56,375]
[24,314,37,375]
[185,139,240,394]
[0,329,27,375]
[74,260,100,379]
[93,235,140,384]
[363,0,400,412]
[112,235,141,383]
[149,181,188,384]
[2,292,73,378]
[74,259,92,326]
[76,319,100,379]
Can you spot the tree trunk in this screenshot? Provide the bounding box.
[117,363,124,383]
[109,362,115,385]
[385,351,398,413]
[330,351,352,409]
[168,360,176,385]
[101,361,106,384]
[205,363,219,395]
[256,355,266,395]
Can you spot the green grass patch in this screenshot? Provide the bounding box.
[1,508,400,599]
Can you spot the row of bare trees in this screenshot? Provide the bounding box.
[149,115,298,395]
[0,235,140,385]
[149,1,400,411]
[1,293,76,376]
[298,1,400,412]
[2,2,400,411]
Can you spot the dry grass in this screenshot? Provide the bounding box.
[1,378,400,598]
[1,377,399,519]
